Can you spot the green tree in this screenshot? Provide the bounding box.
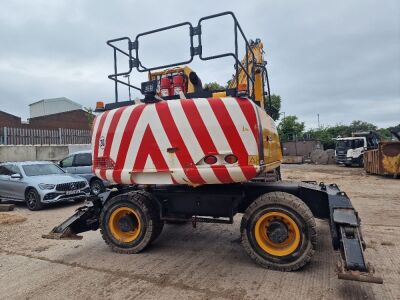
[204,82,225,91]
[377,124,400,140]
[304,120,382,148]
[377,128,392,140]
[265,94,281,121]
[348,120,377,133]
[84,107,95,128]
[277,115,305,141]
[304,126,347,149]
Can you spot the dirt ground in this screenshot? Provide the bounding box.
[0,164,399,300]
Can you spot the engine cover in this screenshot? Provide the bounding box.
[92,97,281,185]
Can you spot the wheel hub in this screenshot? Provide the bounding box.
[117,214,137,232]
[266,221,288,244]
[254,211,301,257]
[108,207,141,242]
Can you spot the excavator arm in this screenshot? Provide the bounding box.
[228,39,267,108]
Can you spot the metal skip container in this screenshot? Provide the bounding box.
[364,141,400,178]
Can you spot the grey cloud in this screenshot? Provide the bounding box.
[0,0,399,129]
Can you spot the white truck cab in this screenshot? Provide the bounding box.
[335,137,367,166]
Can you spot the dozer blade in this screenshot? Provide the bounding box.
[42,228,83,240]
[42,198,102,241]
[336,261,383,284]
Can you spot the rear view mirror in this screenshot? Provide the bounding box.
[11,173,22,179]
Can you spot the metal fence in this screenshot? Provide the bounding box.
[0,127,91,145]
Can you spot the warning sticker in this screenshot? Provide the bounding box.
[248,155,259,165]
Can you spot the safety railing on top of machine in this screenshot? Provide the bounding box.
[106,11,261,103]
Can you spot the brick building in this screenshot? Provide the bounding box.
[0,111,22,127]
[0,98,93,130]
[28,109,92,130]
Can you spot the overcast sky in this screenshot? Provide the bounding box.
[0,0,399,129]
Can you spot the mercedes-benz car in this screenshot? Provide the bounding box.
[0,161,90,210]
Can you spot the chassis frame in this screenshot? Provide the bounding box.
[43,181,382,284]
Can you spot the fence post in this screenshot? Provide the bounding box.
[58,128,62,145]
[3,127,6,145]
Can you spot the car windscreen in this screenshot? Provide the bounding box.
[336,139,364,149]
[336,140,353,148]
[22,164,65,176]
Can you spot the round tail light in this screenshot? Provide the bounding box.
[224,154,238,164]
[204,155,217,165]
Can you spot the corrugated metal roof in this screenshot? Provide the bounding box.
[29,97,81,107]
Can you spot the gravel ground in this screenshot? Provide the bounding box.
[0,164,399,299]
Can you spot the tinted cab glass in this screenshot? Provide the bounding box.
[74,153,92,167]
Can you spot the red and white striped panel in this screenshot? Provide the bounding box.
[92,97,261,185]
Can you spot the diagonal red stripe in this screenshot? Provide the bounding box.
[112,104,146,183]
[235,98,259,143]
[181,99,233,183]
[92,110,110,173]
[99,106,127,179]
[209,98,257,181]
[133,125,169,172]
[156,101,206,185]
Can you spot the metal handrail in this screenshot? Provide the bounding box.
[107,11,259,102]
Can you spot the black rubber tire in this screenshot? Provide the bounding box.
[25,188,43,211]
[134,190,164,243]
[90,178,105,196]
[359,157,364,167]
[100,191,161,254]
[241,192,316,271]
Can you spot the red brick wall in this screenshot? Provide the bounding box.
[28,110,92,130]
[0,111,22,127]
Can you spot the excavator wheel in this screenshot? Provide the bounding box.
[100,191,162,254]
[241,192,316,271]
[134,190,164,243]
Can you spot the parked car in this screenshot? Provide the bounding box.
[0,161,90,210]
[59,150,110,195]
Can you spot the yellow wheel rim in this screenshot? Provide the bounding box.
[108,207,141,243]
[254,211,301,257]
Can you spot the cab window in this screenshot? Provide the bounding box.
[74,153,92,167]
[354,139,364,148]
[9,165,21,175]
[60,156,74,168]
[0,164,20,176]
[0,165,11,175]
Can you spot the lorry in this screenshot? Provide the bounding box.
[335,131,380,166]
[43,12,382,284]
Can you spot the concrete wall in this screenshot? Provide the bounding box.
[68,144,91,153]
[282,140,323,158]
[0,144,91,162]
